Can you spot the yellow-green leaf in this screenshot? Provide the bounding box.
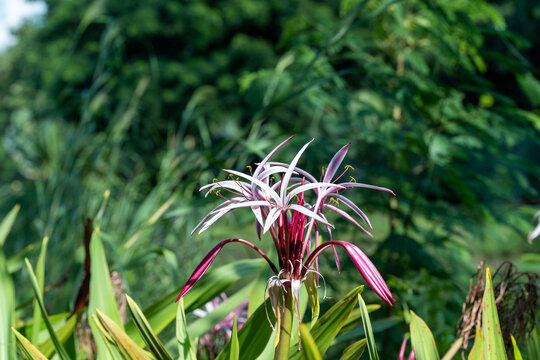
[0,204,20,248]
[12,327,48,360]
[410,310,439,360]
[359,293,379,360]
[511,336,523,360]
[481,268,507,360]
[299,323,322,360]
[340,339,367,360]
[304,272,319,328]
[176,298,196,360]
[468,328,483,360]
[229,315,239,360]
[31,237,49,344]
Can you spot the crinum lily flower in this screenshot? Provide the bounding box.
[176,136,395,356]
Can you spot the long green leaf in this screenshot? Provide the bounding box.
[95,309,150,360]
[290,285,364,360]
[126,295,173,360]
[31,237,49,344]
[481,268,507,360]
[229,315,239,360]
[24,259,70,360]
[88,229,123,360]
[304,272,319,327]
[37,314,81,358]
[0,249,16,359]
[299,323,322,360]
[359,293,379,360]
[12,327,48,360]
[525,326,540,360]
[176,298,196,360]
[125,259,264,345]
[0,204,20,247]
[441,337,463,360]
[410,310,439,360]
[340,339,367,360]
[215,298,276,360]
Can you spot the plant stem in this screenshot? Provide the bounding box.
[274,286,294,360]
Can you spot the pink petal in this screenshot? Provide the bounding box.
[398,337,407,360]
[176,239,278,301]
[323,143,350,183]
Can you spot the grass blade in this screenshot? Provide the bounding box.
[12,327,48,360]
[359,293,379,360]
[37,314,81,358]
[481,268,507,359]
[31,237,49,344]
[126,295,173,360]
[229,315,239,360]
[410,310,439,360]
[0,204,20,247]
[0,249,16,359]
[24,259,70,360]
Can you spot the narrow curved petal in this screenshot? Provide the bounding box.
[323,143,350,183]
[210,200,270,214]
[332,193,373,231]
[288,182,344,198]
[398,337,407,360]
[280,139,314,203]
[225,169,281,204]
[338,182,396,196]
[305,240,394,305]
[176,239,278,301]
[289,204,332,227]
[263,207,281,234]
[265,162,318,184]
[323,203,372,237]
[191,200,236,235]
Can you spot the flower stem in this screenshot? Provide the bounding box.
[274,286,294,360]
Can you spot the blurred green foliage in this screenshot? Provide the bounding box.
[1,0,539,357]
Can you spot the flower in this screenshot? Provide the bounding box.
[176,136,395,327]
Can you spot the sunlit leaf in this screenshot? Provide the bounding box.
[299,323,322,360]
[359,293,379,360]
[12,328,47,360]
[410,310,439,360]
[481,268,507,359]
[340,339,367,360]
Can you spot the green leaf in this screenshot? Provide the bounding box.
[125,259,264,346]
[299,323,322,360]
[336,305,381,337]
[31,237,49,344]
[468,328,483,360]
[176,298,196,360]
[126,295,173,360]
[525,326,540,360]
[37,314,81,358]
[0,204,20,248]
[229,315,239,360]
[511,336,523,360]
[441,337,463,360]
[24,259,70,360]
[304,272,319,327]
[340,339,367,360]
[0,249,16,359]
[12,327,48,360]
[88,229,123,360]
[333,317,400,344]
[359,293,379,360]
[290,285,364,360]
[481,268,507,360]
[410,310,439,360]
[95,309,150,360]
[215,298,276,360]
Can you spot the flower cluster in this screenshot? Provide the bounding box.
[176,136,395,330]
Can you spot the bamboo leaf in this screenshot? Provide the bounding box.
[340,339,367,360]
[359,293,379,360]
[31,237,49,344]
[0,204,20,248]
[126,295,173,360]
[229,315,239,360]
[12,327,48,360]
[24,259,70,360]
[95,309,150,360]
[176,298,196,360]
[481,268,507,360]
[410,310,439,360]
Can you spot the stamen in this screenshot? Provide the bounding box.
[349,176,356,183]
[345,165,355,170]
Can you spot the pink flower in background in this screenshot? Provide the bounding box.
[177,136,395,326]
